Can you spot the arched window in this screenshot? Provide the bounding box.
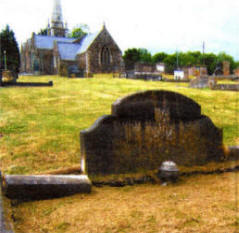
[100,47,111,65]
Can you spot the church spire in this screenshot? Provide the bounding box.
[52,0,63,23]
[51,0,66,37]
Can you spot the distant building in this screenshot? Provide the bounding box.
[21,0,124,75]
[155,63,165,73]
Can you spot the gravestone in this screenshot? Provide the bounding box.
[189,76,216,88]
[2,175,91,201]
[0,173,14,233]
[80,90,224,176]
[223,61,230,76]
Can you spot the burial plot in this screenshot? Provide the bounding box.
[80,90,224,176]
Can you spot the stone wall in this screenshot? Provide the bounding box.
[234,68,239,76]
[77,53,86,73]
[134,63,155,73]
[86,27,124,73]
[80,91,224,176]
[187,66,208,77]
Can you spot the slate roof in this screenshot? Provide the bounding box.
[57,42,82,61]
[77,31,100,55]
[35,35,75,50]
[34,30,101,60]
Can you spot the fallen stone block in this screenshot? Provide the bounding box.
[0,173,14,233]
[1,175,91,200]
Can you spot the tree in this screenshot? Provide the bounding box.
[216,52,236,73]
[123,48,141,70]
[69,24,89,39]
[123,48,152,70]
[163,54,177,73]
[138,48,152,63]
[203,53,217,75]
[0,25,20,73]
[37,28,48,35]
[152,52,168,64]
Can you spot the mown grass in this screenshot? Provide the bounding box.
[0,75,239,174]
[1,75,239,232]
[12,172,239,233]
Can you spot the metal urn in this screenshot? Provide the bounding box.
[157,161,179,183]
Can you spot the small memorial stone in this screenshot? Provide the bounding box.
[157,161,179,183]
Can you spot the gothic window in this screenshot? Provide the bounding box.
[100,46,111,65]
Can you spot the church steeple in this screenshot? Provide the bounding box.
[51,0,66,37]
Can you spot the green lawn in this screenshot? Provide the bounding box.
[0,75,238,174]
[1,75,239,233]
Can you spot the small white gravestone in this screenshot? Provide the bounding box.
[174,70,184,80]
[156,63,165,73]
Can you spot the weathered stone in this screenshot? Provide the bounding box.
[2,81,53,87]
[210,84,239,91]
[112,90,201,122]
[0,173,14,233]
[2,175,91,200]
[157,161,179,183]
[80,90,224,176]
[189,76,212,88]
[223,61,230,76]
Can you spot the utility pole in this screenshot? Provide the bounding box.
[202,41,205,65]
[176,50,179,70]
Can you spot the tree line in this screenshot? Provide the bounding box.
[0,25,20,73]
[1,23,239,76]
[123,48,239,75]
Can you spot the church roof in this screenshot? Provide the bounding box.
[77,31,100,55]
[57,42,81,61]
[35,35,75,50]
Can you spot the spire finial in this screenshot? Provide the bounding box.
[102,21,106,29]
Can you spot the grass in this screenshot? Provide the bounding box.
[0,74,239,232]
[0,75,239,174]
[12,172,239,233]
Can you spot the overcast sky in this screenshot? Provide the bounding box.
[0,0,239,60]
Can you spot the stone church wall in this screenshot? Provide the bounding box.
[77,53,86,72]
[87,28,123,73]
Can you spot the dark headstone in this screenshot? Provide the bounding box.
[112,90,201,122]
[68,65,84,78]
[80,90,224,176]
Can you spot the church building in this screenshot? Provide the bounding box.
[21,0,124,75]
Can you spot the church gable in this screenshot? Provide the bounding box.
[75,25,124,74]
[83,26,123,73]
[90,26,121,53]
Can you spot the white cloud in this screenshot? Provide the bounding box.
[0,0,238,59]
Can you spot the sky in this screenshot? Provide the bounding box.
[0,0,239,60]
